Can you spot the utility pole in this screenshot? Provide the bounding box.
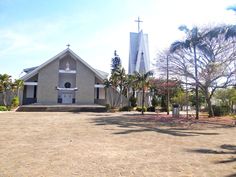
[185,68,189,118]
[193,46,199,119]
[167,55,170,115]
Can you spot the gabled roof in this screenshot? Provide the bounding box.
[23,66,38,73]
[21,48,108,81]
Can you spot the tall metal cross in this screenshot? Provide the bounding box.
[66,44,70,48]
[135,16,143,32]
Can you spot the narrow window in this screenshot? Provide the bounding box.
[96,83,99,99]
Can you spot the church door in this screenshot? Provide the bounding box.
[62,93,72,104]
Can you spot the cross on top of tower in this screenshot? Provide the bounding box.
[135,16,143,32]
[66,44,70,48]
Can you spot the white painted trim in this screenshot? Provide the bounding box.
[20,49,107,81]
[59,69,76,74]
[94,84,105,88]
[56,87,78,91]
[24,82,38,86]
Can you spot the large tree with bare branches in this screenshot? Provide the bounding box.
[157,25,236,117]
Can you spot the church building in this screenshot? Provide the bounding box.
[20,48,108,105]
[129,17,150,74]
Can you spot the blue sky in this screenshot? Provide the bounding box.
[0,0,236,79]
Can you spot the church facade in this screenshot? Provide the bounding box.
[20,48,108,105]
[129,30,150,74]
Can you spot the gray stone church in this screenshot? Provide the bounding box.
[20,48,108,105]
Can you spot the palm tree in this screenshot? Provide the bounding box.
[204,24,236,40]
[170,26,204,119]
[12,79,24,97]
[134,71,153,115]
[125,74,136,98]
[0,74,12,106]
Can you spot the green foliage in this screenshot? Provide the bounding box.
[136,106,147,112]
[151,96,158,107]
[0,106,7,111]
[0,73,12,106]
[212,105,230,116]
[215,88,236,107]
[129,96,137,107]
[119,106,132,112]
[171,88,186,106]
[111,50,121,72]
[189,91,205,107]
[147,106,155,112]
[12,79,24,96]
[11,96,19,108]
[105,104,111,111]
[160,95,167,111]
[0,74,12,91]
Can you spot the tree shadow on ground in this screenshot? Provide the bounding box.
[225,174,236,177]
[91,114,224,137]
[187,144,236,176]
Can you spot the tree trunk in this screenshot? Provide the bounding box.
[167,55,170,115]
[193,46,199,119]
[141,86,145,115]
[17,88,20,97]
[120,92,123,108]
[132,88,135,97]
[2,92,7,106]
[119,84,123,108]
[206,97,214,117]
[111,88,114,107]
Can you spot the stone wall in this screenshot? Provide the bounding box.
[37,59,59,104]
[75,59,95,104]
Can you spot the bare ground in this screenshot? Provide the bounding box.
[0,111,235,177]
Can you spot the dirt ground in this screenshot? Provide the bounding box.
[0,111,235,177]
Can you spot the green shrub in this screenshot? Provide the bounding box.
[11,96,19,108]
[119,106,132,111]
[147,106,156,112]
[105,104,111,110]
[0,106,7,111]
[136,106,147,112]
[129,96,137,107]
[151,96,158,107]
[6,106,12,111]
[212,105,230,116]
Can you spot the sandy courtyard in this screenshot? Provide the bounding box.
[0,112,235,177]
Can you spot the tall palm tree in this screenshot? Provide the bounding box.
[0,74,12,106]
[170,26,204,119]
[134,71,153,115]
